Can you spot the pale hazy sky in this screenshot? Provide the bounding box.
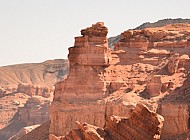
[0,0,190,66]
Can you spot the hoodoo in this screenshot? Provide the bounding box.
[49,22,169,139]
[50,22,111,136]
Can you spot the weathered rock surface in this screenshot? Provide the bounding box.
[49,22,190,140]
[9,124,40,140]
[17,84,51,98]
[0,87,6,97]
[0,93,30,138]
[167,53,179,75]
[0,59,68,90]
[50,22,111,136]
[108,18,190,49]
[158,103,189,139]
[104,103,164,140]
[135,18,190,30]
[0,59,68,140]
[0,95,50,140]
[50,103,164,140]
[18,96,50,126]
[19,121,50,140]
[157,72,190,139]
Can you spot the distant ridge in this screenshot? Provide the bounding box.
[0,59,69,89]
[108,18,190,48]
[135,18,190,30]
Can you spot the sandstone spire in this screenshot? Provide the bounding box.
[50,22,111,136]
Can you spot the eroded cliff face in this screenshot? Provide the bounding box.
[49,22,190,139]
[50,22,110,136]
[18,96,50,126]
[17,84,51,98]
[157,72,190,139]
[49,104,164,140]
[0,59,69,140]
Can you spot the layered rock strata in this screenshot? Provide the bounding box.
[50,22,110,136]
[17,84,51,98]
[18,96,50,126]
[49,104,164,140]
[49,22,190,139]
[158,73,190,139]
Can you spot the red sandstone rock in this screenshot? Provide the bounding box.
[9,125,40,140]
[158,103,189,139]
[105,103,164,140]
[167,53,179,75]
[0,87,6,97]
[53,103,164,140]
[6,22,190,140]
[147,75,163,97]
[157,73,190,139]
[50,22,112,136]
[81,22,108,37]
[146,75,176,97]
[17,84,51,98]
[46,22,190,140]
[18,96,50,126]
[18,121,50,140]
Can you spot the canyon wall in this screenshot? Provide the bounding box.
[17,84,51,98]
[48,22,190,139]
[50,104,164,140]
[18,96,50,126]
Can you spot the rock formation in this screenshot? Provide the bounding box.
[0,59,68,139]
[49,103,164,140]
[50,22,110,136]
[157,72,190,139]
[17,84,51,98]
[18,121,50,140]
[15,21,190,139]
[18,96,50,126]
[0,93,30,140]
[104,103,164,140]
[0,87,6,98]
[9,124,40,140]
[0,59,68,90]
[49,22,167,137]
[109,18,190,49]
[135,18,190,30]
[167,53,179,75]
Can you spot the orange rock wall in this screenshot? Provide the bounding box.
[158,103,189,139]
[51,104,164,140]
[49,22,190,138]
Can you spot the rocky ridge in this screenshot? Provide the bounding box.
[9,20,190,140]
[108,18,190,49]
[48,22,190,139]
[135,18,190,30]
[0,59,68,90]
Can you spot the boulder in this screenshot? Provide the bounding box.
[54,103,164,140]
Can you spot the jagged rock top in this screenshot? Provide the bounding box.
[119,23,190,43]
[135,18,190,30]
[81,22,108,37]
[108,18,190,48]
